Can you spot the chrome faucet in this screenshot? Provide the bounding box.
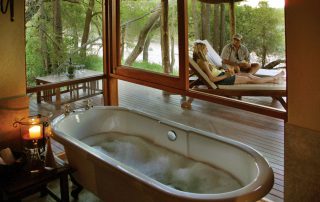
[64,104,72,116]
[64,100,92,115]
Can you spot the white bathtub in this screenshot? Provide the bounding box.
[51,106,274,202]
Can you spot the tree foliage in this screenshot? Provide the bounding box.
[187,1,285,67]
[235,1,285,67]
[25,0,102,86]
[120,0,178,74]
[120,1,160,48]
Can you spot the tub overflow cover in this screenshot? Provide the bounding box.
[167,131,177,141]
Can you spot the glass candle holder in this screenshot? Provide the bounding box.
[13,114,50,172]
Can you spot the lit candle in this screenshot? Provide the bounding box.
[28,125,42,139]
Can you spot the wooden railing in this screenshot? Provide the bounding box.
[27,74,105,109]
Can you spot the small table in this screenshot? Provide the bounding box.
[0,161,72,202]
[36,69,103,108]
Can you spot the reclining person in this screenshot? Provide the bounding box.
[221,33,260,74]
[193,41,283,85]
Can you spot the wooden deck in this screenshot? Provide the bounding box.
[29,80,284,202]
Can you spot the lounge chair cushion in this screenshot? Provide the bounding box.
[218,83,286,90]
[255,69,286,77]
[202,40,223,67]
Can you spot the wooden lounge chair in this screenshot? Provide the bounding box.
[184,58,287,109]
[184,45,287,109]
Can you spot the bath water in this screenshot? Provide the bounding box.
[81,132,242,194]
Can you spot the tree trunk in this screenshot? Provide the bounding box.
[261,46,267,68]
[200,3,205,39]
[219,3,226,54]
[52,0,63,71]
[170,34,175,72]
[169,3,176,71]
[39,0,51,74]
[124,9,161,66]
[192,0,199,40]
[161,0,170,74]
[229,2,236,38]
[201,3,211,40]
[143,20,160,62]
[73,29,78,52]
[80,0,95,58]
[213,4,220,51]
[121,25,126,60]
[143,35,152,62]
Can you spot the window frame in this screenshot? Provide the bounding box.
[107,0,288,120]
[108,0,189,91]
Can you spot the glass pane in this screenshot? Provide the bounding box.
[187,0,286,110]
[25,0,103,87]
[120,0,179,76]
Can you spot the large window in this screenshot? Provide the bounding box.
[110,0,287,118]
[120,0,179,76]
[112,0,187,91]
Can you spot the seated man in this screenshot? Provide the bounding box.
[221,33,260,74]
[193,41,283,85]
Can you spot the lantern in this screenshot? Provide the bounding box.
[13,114,50,172]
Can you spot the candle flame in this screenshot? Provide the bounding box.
[28,125,42,139]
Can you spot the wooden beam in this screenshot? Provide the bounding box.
[104,0,119,106]
[105,77,118,106]
[177,0,189,90]
[103,0,109,106]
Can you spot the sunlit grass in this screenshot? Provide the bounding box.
[131,61,178,76]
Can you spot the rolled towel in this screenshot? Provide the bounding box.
[0,156,6,165]
[0,148,16,165]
